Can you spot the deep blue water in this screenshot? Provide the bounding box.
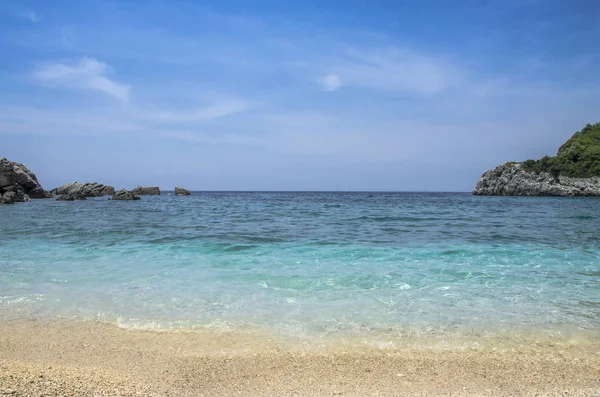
[1,192,599,341]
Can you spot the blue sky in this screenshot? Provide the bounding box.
[1,0,599,191]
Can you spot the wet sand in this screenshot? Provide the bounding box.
[1,320,599,396]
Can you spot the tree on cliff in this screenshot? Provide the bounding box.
[522,122,600,178]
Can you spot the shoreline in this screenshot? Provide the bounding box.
[1,319,599,396]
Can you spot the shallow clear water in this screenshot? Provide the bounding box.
[1,192,599,342]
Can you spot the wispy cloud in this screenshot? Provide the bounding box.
[147,100,254,123]
[33,57,131,102]
[323,47,461,95]
[319,74,342,91]
[18,10,40,23]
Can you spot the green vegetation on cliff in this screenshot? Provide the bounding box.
[521,123,600,178]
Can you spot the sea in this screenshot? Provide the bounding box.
[1,192,599,348]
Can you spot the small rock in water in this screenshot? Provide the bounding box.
[56,194,87,201]
[51,181,115,197]
[174,186,191,196]
[111,189,141,201]
[130,185,160,195]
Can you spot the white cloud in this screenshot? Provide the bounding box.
[33,57,131,102]
[0,96,254,138]
[319,74,342,91]
[18,10,40,23]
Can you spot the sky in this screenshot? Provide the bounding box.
[1,0,599,191]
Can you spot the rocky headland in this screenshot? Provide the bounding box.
[473,163,600,196]
[474,123,600,196]
[0,158,51,204]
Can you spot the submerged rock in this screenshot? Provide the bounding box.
[111,189,140,201]
[0,158,51,203]
[174,187,191,196]
[130,185,160,195]
[51,182,115,197]
[473,163,600,196]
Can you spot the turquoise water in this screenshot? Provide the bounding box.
[1,192,599,341]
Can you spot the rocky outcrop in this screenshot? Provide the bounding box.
[174,187,191,196]
[56,194,87,201]
[0,158,51,203]
[52,182,115,197]
[111,189,140,200]
[130,185,160,195]
[473,163,600,196]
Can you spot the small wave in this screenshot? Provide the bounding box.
[222,244,259,252]
[148,236,203,244]
[346,216,435,222]
[567,215,596,220]
[576,271,600,277]
[578,300,600,308]
[488,233,513,241]
[239,235,287,243]
[0,294,46,305]
[440,249,470,256]
[380,227,411,234]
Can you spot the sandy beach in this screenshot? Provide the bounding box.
[1,320,599,396]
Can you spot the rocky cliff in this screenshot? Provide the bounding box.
[0,158,51,203]
[473,163,600,196]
